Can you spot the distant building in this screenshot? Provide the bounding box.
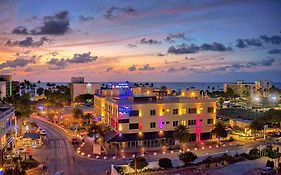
[224,80,273,98]
[224,80,254,98]
[0,105,15,164]
[70,77,101,101]
[94,82,216,148]
[229,118,251,129]
[255,80,272,97]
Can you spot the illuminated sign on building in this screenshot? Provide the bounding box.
[118,106,131,117]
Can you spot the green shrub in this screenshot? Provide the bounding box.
[158,158,173,169]
[129,157,148,171]
[178,151,197,164]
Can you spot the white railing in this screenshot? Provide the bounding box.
[0,108,15,119]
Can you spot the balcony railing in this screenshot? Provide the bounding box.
[0,108,15,119]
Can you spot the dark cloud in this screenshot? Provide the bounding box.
[105,67,113,72]
[47,58,67,68]
[236,34,281,49]
[139,38,161,45]
[268,49,281,54]
[12,26,29,34]
[24,68,33,72]
[105,6,136,19]
[79,15,94,22]
[11,11,70,35]
[185,57,196,60]
[47,52,97,70]
[167,66,187,73]
[31,11,70,35]
[218,57,225,60]
[67,52,97,63]
[139,64,155,71]
[49,51,58,56]
[261,58,275,66]
[164,33,187,43]
[157,53,165,56]
[236,38,263,48]
[6,37,50,47]
[168,42,231,54]
[128,65,137,71]
[210,58,275,72]
[0,57,35,69]
[260,35,281,45]
[127,44,137,48]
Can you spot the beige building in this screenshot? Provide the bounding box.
[94,84,216,148]
[70,76,101,100]
[224,80,254,98]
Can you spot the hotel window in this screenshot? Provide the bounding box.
[188,120,196,125]
[181,108,187,115]
[166,121,170,124]
[173,121,178,127]
[129,110,139,116]
[173,109,178,115]
[118,119,129,123]
[181,120,186,126]
[129,123,139,129]
[207,119,214,124]
[188,108,197,114]
[150,122,156,128]
[208,107,214,113]
[150,110,156,116]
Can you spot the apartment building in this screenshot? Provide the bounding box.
[0,75,20,98]
[70,76,101,101]
[0,105,15,164]
[94,83,216,149]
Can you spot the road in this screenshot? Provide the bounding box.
[31,118,265,175]
[32,118,126,175]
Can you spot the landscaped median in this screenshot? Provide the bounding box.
[110,144,281,175]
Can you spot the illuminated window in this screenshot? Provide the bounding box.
[181,108,187,115]
[181,120,186,126]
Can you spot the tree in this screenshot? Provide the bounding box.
[178,151,197,164]
[158,158,172,169]
[82,113,93,127]
[129,157,148,172]
[218,97,224,108]
[75,94,94,104]
[72,107,83,119]
[173,125,190,146]
[212,122,228,140]
[36,87,44,96]
[250,119,264,131]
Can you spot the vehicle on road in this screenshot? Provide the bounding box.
[71,137,79,144]
[54,170,63,175]
[261,166,276,175]
[40,130,47,136]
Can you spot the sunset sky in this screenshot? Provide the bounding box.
[0,0,281,82]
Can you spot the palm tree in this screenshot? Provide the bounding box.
[173,125,190,148]
[212,122,228,141]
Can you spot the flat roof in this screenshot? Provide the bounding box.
[106,96,215,105]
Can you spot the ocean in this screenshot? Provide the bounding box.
[34,82,281,91]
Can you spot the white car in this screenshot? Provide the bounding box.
[40,130,47,135]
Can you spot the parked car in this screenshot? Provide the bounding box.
[71,137,79,144]
[40,130,47,136]
[261,166,276,175]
